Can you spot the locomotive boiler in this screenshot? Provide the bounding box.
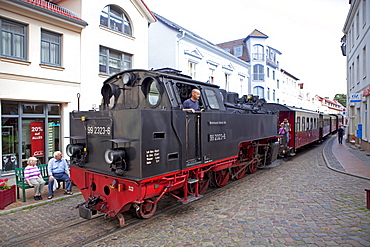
[68,68,281,226]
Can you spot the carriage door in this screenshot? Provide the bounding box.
[185,113,201,165]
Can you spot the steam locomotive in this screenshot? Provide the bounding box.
[67,68,284,226]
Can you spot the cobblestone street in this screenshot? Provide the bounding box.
[91,139,370,246]
[1,137,370,246]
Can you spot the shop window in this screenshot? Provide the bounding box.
[1,101,61,171]
[2,117,18,171]
[48,118,61,159]
[1,101,18,115]
[23,103,44,114]
[48,104,61,115]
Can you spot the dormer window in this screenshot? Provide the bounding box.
[100,5,132,36]
[233,45,243,57]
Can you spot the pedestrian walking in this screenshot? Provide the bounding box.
[337,125,345,144]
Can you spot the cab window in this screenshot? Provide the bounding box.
[147,78,161,107]
[204,89,220,109]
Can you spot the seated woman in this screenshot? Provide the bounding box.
[24,157,45,200]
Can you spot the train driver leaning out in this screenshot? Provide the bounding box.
[183,89,201,113]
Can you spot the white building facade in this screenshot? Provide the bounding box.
[0,0,154,172]
[218,29,304,106]
[149,13,250,96]
[342,0,370,150]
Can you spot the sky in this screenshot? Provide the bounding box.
[145,0,350,99]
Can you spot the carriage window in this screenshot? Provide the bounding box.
[314,118,316,129]
[302,117,305,131]
[306,118,310,130]
[205,89,220,109]
[296,117,300,132]
[310,118,313,129]
[148,79,161,107]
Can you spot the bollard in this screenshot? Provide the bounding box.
[366,189,370,210]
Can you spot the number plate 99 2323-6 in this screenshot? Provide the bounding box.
[87,125,111,136]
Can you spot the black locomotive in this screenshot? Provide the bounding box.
[68,68,282,226]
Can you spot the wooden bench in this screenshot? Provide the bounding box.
[15,164,64,202]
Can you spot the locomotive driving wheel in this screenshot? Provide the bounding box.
[214,169,230,187]
[135,199,157,219]
[232,166,246,180]
[247,161,258,174]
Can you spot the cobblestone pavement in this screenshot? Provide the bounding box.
[93,139,370,246]
[1,136,370,246]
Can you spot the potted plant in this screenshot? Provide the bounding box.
[0,178,16,209]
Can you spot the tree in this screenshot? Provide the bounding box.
[334,94,346,107]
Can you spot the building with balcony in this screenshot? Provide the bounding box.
[218,29,303,105]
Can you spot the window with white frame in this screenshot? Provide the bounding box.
[188,61,197,79]
[99,46,132,75]
[1,18,27,60]
[252,44,264,60]
[273,89,276,101]
[225,73,230,91]
[253,86,264,99]
[233,45,243,57]
[267,88,270,100]
[209,68,214,83]
[41,30,61,66]
[100,5,132,35]
[253,64,264,81]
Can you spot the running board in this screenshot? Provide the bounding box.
[179,194,203,204]
[188,178,199,184]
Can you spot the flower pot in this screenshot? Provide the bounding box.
[0,185,16,210]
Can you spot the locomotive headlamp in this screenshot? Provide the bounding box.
[104,148,126,164]
[123,73,135,86]
[66,144,85,157]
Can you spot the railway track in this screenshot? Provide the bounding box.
[5,165,274,247]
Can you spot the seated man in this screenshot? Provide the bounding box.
[183,88,201,113]
[47,151,72,199]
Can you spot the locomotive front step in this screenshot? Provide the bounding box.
[187,178,199,184]
[179,194,203,204]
